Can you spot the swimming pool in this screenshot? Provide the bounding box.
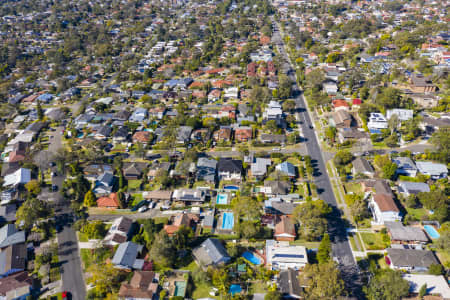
[224,185,239,191]
[424,225,440,239]
[229,284,242,295]
[216,193,228,205]
[174,281,186,297]
[222,212,234,230]
[242,251,262,265]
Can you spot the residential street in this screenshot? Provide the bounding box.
[271,19,362,296]
[49,126,87,300]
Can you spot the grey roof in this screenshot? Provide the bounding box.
[279,269,302,298]
[374,180,393,195]
[392,157,417,172]
[352,157,374,174]
[112,242,142,269]
[0,204,17,222]
[193,238,230,266]
[267,201,297,215]
[385,222,428,242]
[276,162,296,177]
[0,243,26,276]
[197,157,217,169]
[398,181,430,195]
[416,161,448,177]
[387,248,439,268]
[264,181,291,195]
[0,225,25,249]
[217,158,243,174]
[97,172,115,186]
[177,126,193,143]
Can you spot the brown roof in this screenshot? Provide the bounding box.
[143,190,173,200]
[374,194,399,212]
[119,271,158,299]
[132,131,151,143]
[0,271,32,296]
[274,216,296,237]
[97,193,120,208]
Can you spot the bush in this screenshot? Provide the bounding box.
[428,264,444,275]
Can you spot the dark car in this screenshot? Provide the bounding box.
[51,185,58,192]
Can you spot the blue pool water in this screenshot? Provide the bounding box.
[424,225,440,239]
[229,284,242,295]
[224,185,239,190]
[222,212,234,230]
[242,251,262,265]
[216,193,228,205]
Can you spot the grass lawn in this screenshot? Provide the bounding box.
[331,181,343,205]
[406,207,428,221]
[127,179,142,190]
[153,217,169,225]
[249,281,268,294]
[192,282,219,299]
[348,233,357,251]
[80,247,112,270]
[344,183,363,195]
[130,193,144,207]
[88,207,133,215]
[436,249,450,268]
[360,232,389,250]
[290,239,320,249]
[77,231,89,242]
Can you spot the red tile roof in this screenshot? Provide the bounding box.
[97,193,120,208]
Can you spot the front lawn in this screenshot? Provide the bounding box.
[360,232,390,250]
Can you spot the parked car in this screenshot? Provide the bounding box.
[138,205,148,213]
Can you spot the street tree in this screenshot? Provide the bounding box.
[300,262,345,300]
[364,269,409,300]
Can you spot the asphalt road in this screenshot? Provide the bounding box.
[271,20,362,296]
[49,126,86,300]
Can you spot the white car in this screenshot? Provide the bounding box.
[138,205,148,213]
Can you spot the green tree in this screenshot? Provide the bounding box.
[232,196,262,221]
[172,225,194,250]
[86,262,124,297]
[82,221,107,239]
[325,126,336,143]
[365,269,409,300]
[37,100,44,121]
[278,74,292,99]
[306,69,325,89]
[210,267,231,296]
[333,150,353,166]
[300,262,345,300]
[265,291,282,300]
[293,200,331,241]
[430,126,450,161]
[381,162,397,180]
[317,233,331,264]
[428,263,444,275]
[83,190,96,207]
[16,197,53,230]
[25,180,41,196]
[418,283,427,298]
[150,231,175,267]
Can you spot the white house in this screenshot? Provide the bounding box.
[368,193,401,225]
[323,81,338,95]
[223,87,238,99]
[263,101,283,120]
[367,113,388,130]
[266,240,308,270]
[386,109,413,121]
[104,217,133,246]
[3,168,31,187]
[416,161,448,179]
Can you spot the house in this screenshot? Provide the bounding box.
[264,101,283,121]
[373,180,394,196]
[415,162,448,179]
[123,162,147,180]
[176,126,193,144]
[386,109,414,121]
[213,127,232,142]
[234,126,252,142]
[129,108,148,122]
[402,274,450,300]
[385,222,428,245]
[223,87,238,99]
[398,181,430,197]
[323,81,338,95]
[104,217,133,246]
[337,128,368,143]
[196,157,217,183]
[3,168,31,187]
[0,243,27,277]
[118,271,159,300]
[278,269,302,299]
[217,158,243,181]
[114,110,131,121]
[148,107,166,119]
[276,162,296,178]
[83,164,113,181]
[94,125,112,140]
[0,272,32,299]
[164,213,199,236]
[192,238,230,267]
[410,94,439,108]
[113,126,129,143]
[367,113,388,131]
[143,190,173,202]
[219,105,236,119]
[352,157,375,178]
[259,134,286,145]
[262,181,292,196]
[112,242,144,270]
[93,172,115,195]
[274,216,296,242]
[97,193,120,208]
[369,193,401,225]
[0,204,17,223]
[409,74,437,93]
[132,131,152,144]
[172,189,205,204]
[266,240,308,270]
[393,157,418,177]
[0,224,25,249]
[250,158,271,179]
[265,199,297,216]
[147,162,171,179]
[386,248,439,272]
[332,110,352,128]
[332,99,350,111]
